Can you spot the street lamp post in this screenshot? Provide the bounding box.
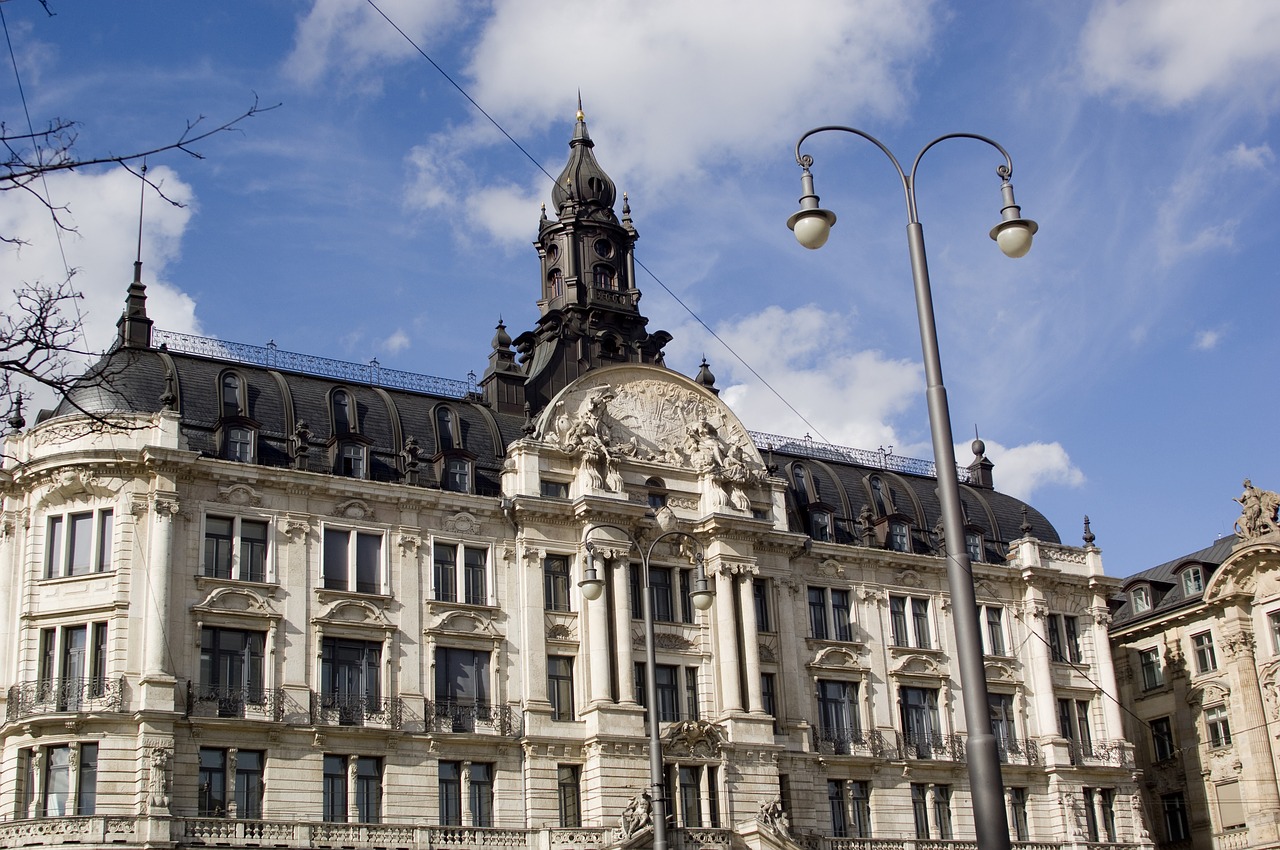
[578,522,714,850]
[786,127,1037,850]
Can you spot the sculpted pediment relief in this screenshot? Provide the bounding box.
[811,646,861,670]
[534,368,766,507]
[429,610,500,638]
[892,653,942,678]
[985,660,1016,684]
[316,599,392,629]
[192,587,279,620]
[35,467,117,510]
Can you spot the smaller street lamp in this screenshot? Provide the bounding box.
[579,521,713,850]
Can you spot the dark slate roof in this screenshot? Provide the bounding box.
[1109,535,1239,627]
[55,342,1061,555]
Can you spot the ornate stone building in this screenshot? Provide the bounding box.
[1110,480,1280,850]
[0,112,1145,849]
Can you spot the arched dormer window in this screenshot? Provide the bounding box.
[1131,585,1152,614]
[431,404,474,494]
[965,531,984,563]
[331,389,354,435]
[793,464,814,505]
[1181,565,1205,596]
[869,476,888,515]
[216,371,257,464]
[436,407,458,452]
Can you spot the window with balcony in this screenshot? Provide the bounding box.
[544,555,571,611]
[1140,647,1164,690]
[435,647,491,714]
[809,587,853,641]
[1058,697,1094,760]
[45,508,113,577]
[1151,716,1175,761]
[38,622,108,710]
[1205,704,1232,748]
[200,627,265,713]
[204,515,269,582]
[323,528,383,594]
[21,742,97,817]
[433,542,490,605]
[557,765,581,828]
[321,638,381,723]
[901,687,941,758]
[548,655,574,721]
[817,679,859,753]
[989,692,1016,760]
[890,595,931,649]
[1193,631,1218,673]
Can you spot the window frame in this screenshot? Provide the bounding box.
[322,526,385,595]
[1193,631,1218,674]
[548,655,575,721]
[1151,716,1175,762]
[981,605,1006,656]
[1182,565,1204,596]
[808,586,853,642]
[557,765,581,828]
[1139,647,1164,691]
[44,508,114,578]
[432,540,492,606]
[1205,704,1232,748]
[1130,585,1152,613]
[203,514,271,583]
[889,595,932,649]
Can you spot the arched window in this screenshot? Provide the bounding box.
[793,465,813,505]
[547,269,563,300]
[436,407,457,452]
[646,477,668,510]
[332,390,353,435]
[869,476,888,515]
[221,373,243,418]
[593,265,616,290]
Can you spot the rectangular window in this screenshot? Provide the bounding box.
[199,748,228,817]
[828,780,849,838]
[1140,647,1164,690]
[1163,792,1190,842]
[753,578,772,632]
[901,687,941,758]
[557,765,581,828]
[205,516,270,582]
[831,589,852,641]
[1151,716,1175,761]
[1206,704,1232,748]
[355,757,382,824]
[1063,615,1082,662]
[200,627,266,710]
[1183,566,1204,595]
[635,663,681,722]
[236,751,265,820]
[1046,613,1064,661]
[438,761,461,825]
[540,479,570,499]
[650,566,674,623]
[808,587,829,639]
[1084,789,1100,842]
[890,595,908,646]
[469,763,494,827]
[1271,611,1280,655]
[321,638,382,720]
[817,679,859,753]
[911,783,930,839]
[1193,632,1218,673]
[548,655,574,721]
[890,595,931,648]
[44,745,71,817]
[1010,787,1029,840]
[989,692,1016,759]
[934,784,953,840]
[324,528,383,594]
[761,672,778,727]
[850,780,871,838]
[323,755,347,823]
[544,555,571,611]
[1047,614,1081,662]
[912,597,931,648]
[76,743,98,816]
[890,521,909,552]
[435,647,491,707]
[432,542,489,604]
[983,606,1006,656]
[45,509,113,578]
[38,623,109,710]
[685,666,700,721]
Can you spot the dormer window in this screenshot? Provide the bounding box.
[793,464,815,504]
[965,532,983,563]
[227,427,255,463]
[443,458,471,493]
[436,407,457,452]
[889,521,909,553]
[1131,585,1152,614]
[339,443,367,479]
[332,390,353,435]
[221,373,244,417]
[870,476,888,515]
[216,371,257,463]
[811,510,832,543]
[1182,566,1204,596]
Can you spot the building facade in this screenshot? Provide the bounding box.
[0,113,1147,849]
[1110,481,1280,850]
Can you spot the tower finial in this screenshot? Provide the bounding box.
[576,90,584,122]
[117,161,153,349]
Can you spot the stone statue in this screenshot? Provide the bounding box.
[148,747,171,809]
[1235,478,1280,539]
[618,789,653,839]
[759,797,792,838]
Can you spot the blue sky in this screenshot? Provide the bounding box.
[2,0,1278,577]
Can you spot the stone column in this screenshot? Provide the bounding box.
[1092,790,1109,842]
[1222,624,1280,840]
[1021,583,1058,743]
[461,760,474,827]
[586,552,614,705]
[1090,603,1124,738]
[346,755,359,823]
[142,499,177,691]
[715,568,742,713]
[738,572,763,713]
[612,560,636,704]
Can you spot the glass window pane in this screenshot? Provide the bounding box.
[44,746,71,816]
[68,513,93,575]
[323,529,350,590]
[96,511,113,572]
[46,516,64,577]
[356,533,381,594]
[241,521,268,582]
[77,743,98,815]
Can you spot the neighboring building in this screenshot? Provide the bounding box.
[0,112,1145,849]
[1110,480,1280,850]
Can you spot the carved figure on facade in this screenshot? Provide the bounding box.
[1235,479,1280,539]
[1061,790,1087,840]
[758,797,792,839]
[665,718,724,758]
[148,746,171,810]
[1129,790,1151,842]
[1260,664,1280,720]
[617,789,653,840]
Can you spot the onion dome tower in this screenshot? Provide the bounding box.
[482,105,671,416]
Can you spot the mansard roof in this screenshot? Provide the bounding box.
[1109,535,1238,628]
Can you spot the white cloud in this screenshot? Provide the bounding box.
[1193,328,1223,351]
[1079,0,1280,108]
[382,329,411,354]
[284,0,463,85]
[975,439,1085,503]
[1226,142,1275,171]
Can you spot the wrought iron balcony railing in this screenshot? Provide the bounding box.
[310,692,403,729]
[895,729,966,762]
[424,699,523,737]
[186,683,286,721]
[6,677,125,722]
[814,726,893,758]
[1068,739,1133,767]
[995,734,1041,765]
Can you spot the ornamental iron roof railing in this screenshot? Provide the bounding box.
[749,429,971,483]
[153,329,475,399]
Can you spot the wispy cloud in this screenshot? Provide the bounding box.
[1193,328,1224,351]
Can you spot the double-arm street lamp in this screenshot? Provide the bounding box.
[787,127,1037,850]
[578,521,713,850]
